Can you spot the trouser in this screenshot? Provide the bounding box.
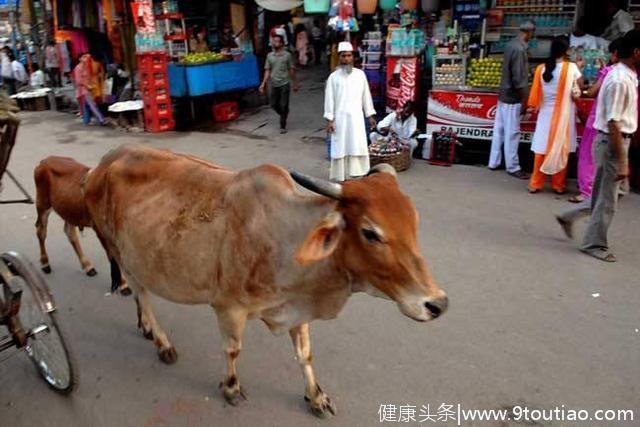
[630,137,640,192]
[528,153,568,192]
[312,40,324,64]
[46,67,61,87]
[270,83,290,129]
[82,94,104,125]
[559,132,630,250]
[3,77,16,95]
[488,101,522,173]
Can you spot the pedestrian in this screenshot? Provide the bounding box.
[29,63,45,89]
[311,20,325,65]
[324,41,377,182]
[189,26,209,53]
[45,40,61,87]
[488,21,536,180]
[259,34,298,134]
[570,38,621,203]
[295,24,309,67]
[602,0,634,42]
[527,36,583,194]
[370,101,418,152]
[73,53,105,126]
[555,29,640,263]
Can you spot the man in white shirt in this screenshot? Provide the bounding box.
[602,0,634,42]
[556,30,640,262]
[324,41,377,182]
[570,18,601,50]
[370,101,418,151]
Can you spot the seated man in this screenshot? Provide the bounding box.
[370,101,419,151]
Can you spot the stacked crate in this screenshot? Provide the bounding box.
[137,53,175,132]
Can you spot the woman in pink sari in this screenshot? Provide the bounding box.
[570,39,621,203]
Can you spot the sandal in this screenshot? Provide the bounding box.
[568,195,585,203]
[581,248,617,263]
[528,188,540,194]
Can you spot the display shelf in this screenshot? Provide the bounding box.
[432,55,466,88]
[156,13,188,58]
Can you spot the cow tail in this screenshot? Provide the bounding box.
[110,258,122,293]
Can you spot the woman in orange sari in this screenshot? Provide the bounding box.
[527,37,584,194]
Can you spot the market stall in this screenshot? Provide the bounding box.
[129,0,260,132]
[423,0,605,165]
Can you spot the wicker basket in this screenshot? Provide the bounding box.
[369,147,411,172]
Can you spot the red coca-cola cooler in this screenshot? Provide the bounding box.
[386,56,420,113]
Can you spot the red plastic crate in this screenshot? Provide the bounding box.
[142,86,169,102]
[429,131,457,167]
[140,73,169,90]
[212,101,239,122]
[145,116,174,133]
[144,103,173,120]
[137,53,168,72]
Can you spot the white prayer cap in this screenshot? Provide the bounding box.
[338,41,353,53]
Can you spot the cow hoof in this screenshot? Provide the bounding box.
[119,286,132,297]
[142,328,153,340]
[221,384,247,406]
[158,347,178,364]
[42,265,51,274]
[86,268,98,277]
[307,391,337,418]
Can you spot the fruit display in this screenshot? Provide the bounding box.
[433,62,465,87]
[181,52,229,65]
[467,58,503,88]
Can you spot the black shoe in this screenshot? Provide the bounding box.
[280,128,287,134]
[508,170,530,180]
[555,215,573,239]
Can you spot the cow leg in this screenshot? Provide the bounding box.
[136,287,177,364]
[35,207,52,273]
[215,308,248,406]
[135,295,153,340]
[289,323,336,418]
[63,222,97,276]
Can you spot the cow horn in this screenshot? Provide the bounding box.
[289,171,343,200]
[368,163,397,177]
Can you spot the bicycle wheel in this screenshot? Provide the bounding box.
[2,252,77,395]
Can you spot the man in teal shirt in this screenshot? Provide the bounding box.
[259,35,298,134]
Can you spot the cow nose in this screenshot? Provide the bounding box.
[424,296,448,319]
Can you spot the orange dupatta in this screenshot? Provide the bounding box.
[527,61,576,175]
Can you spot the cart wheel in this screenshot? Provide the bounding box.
[1,253,77,395]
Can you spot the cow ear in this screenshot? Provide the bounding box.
[296,212,345,265]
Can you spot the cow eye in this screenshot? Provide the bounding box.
[362,227,382,243]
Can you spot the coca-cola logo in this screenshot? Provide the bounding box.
[456,95,481,104]
[487,105,497,119]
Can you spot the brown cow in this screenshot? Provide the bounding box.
[83,144,448,417]
[34,156,131,295]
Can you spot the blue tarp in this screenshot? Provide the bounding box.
[168,54,260,97]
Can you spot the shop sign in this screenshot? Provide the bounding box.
[131,0,155,34]
[426,89,538,143]
[386,57,419,113]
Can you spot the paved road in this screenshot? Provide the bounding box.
[1,78,639,427]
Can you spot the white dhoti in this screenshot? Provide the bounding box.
[488,101,522,173]
[330,156,370,181]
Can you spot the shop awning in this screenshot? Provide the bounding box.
[255,0,302,12]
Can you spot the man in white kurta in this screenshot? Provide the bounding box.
[370,101,418,151]
[324,41,377,182]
